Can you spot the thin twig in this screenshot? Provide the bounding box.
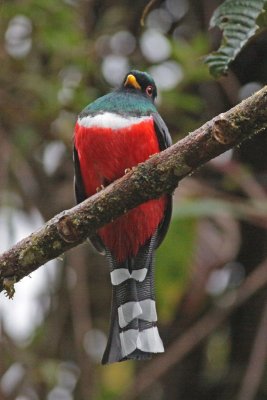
[67,247,95,399]
[140,0,158,27]
[210,159,267,200]
[237,299,267,400]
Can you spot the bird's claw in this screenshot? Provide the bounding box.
[124,166,137,174]
[96,185,105,192]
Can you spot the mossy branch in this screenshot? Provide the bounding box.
[1,86,267,294]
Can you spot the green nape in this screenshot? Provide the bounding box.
[80,90,157,117]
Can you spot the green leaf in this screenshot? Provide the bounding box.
[205,0,267,77]
[156,217,196,322]
[172,198,267,221]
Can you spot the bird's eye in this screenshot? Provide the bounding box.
[146,85,153,96]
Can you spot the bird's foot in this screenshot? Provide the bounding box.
[96,185,105,192]
[124,166,137,174]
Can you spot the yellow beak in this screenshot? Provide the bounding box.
[124,74,141,90]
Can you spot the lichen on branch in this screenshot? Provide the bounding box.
[1,85,267,293]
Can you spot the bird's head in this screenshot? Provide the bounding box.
[122,70,157,102]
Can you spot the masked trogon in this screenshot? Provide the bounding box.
[73,70,172,364]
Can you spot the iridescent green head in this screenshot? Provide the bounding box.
[122,70,157,102]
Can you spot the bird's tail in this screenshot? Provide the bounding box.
[102,236,164,364]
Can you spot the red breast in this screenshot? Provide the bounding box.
[74,113,166,262]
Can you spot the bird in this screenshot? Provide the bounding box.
[73,70,172,364]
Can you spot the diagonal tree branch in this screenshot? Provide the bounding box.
[1,86,267,294]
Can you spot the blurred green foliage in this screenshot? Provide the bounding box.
[2,0,267,399]
[156,216,196,322]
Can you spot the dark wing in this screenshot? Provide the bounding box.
[152,112,173,249]
[152,112,172,150]
[73,145,87,203]
[73,144,106,254]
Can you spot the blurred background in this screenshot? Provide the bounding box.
[1,0,267,399]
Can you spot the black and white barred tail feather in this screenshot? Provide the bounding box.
[102,233,164,364]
